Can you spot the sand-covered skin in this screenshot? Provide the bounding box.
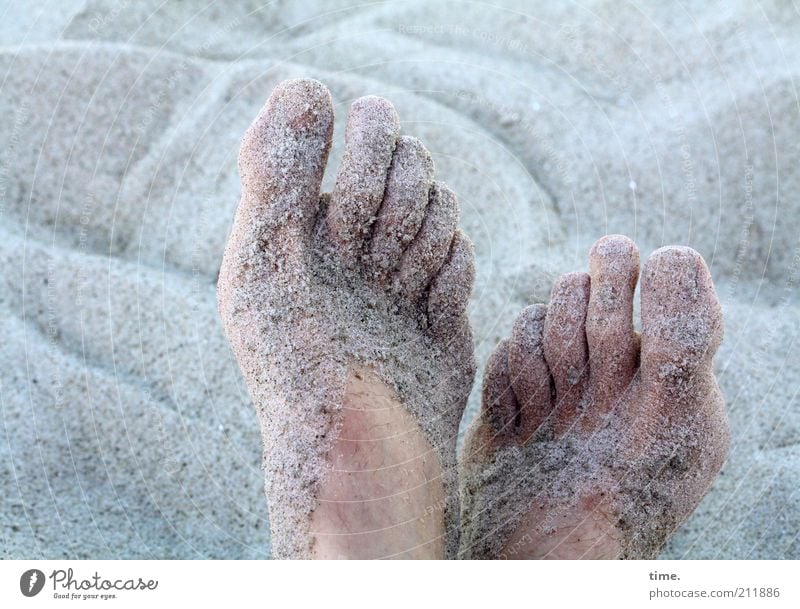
[459,236,729,559]
[2,2,798,560]
[217,79,475,558]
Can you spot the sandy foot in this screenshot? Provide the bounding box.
[459,235,729,559]
[217,79,475,559]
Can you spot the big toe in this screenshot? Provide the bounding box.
[640,246,723,397]
[235,78,333,258]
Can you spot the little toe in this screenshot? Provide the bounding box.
[327,95,400,263]
[481,339,521,443]
[369,136,434,282]
[234,78,333,263]
[640,246,723,398]
[392,181,458,302]
[508,304,554,440]
[586,235,640,405]
[543,272,591,430]
[427,230,475,338]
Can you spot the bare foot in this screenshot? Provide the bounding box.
[459,235,729,559]
[218,79,475,559]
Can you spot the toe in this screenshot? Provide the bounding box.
[586,235,640,404]
[508,304,554,439]
[427,230,475,338]
[543,272,590,428]
[481,339,520,442]
[393,181,458,301]
[234,78,333,262]
[640,246,723,397]
[327,95,400,263]
[369,136,435,282]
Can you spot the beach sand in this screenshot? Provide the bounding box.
[1,0,798,558]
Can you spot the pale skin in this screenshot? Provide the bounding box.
[310,369,446,559]
[218,79,728,559]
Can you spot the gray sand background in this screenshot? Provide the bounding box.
[1,0,798,558]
